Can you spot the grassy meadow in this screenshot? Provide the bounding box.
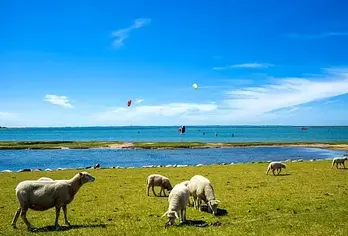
[0,161,347,235]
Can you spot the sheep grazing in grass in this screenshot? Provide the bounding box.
[187,175,220,215]
[162,183,190,227]
[266,162,286,175]
[331,157,348,169]
[11,172,95,231]
[179,180,192,206]
[37,177,53,181]
[146,174,173,197]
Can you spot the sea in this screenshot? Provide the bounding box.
[0,126,347,171]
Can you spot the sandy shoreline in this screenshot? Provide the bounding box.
[0,141,348,151]
[105,142,348,151]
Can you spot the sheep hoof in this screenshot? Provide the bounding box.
[55,224,61,230]
[65,221,71,227]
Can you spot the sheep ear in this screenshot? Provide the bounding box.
[216,200,221,203]
[174,212,179,219]
[161,211,168,218]
[79,172,82,176]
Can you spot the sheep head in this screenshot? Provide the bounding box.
[162,210,178,227]
[208,199,221,215]
[79,172,96,184]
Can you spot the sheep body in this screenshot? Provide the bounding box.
[331,157,348,169]
[266,162,286,175]
[11,172,95,231]
[187,175,220,215]
[146,174,173,197]
[37,177,53,181]
[162,183,190,226]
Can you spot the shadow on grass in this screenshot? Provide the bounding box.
[178,220,208,227]
[275,173,291,176]
[200,205,228,216]
[32,223,107,232]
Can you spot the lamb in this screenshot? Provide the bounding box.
[161,183,190,227]
[266,162,286,175]
[187,175,220,215]
[37,177,53,181]
[146,174,173,197]
[11,172,95,231]
[331,157,348,169]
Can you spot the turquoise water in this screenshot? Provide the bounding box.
[0,147,344,172]
[0,126,348,142]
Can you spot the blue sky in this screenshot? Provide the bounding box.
[1,0,348,127]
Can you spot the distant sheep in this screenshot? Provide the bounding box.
[187,175,220,215]
[162,183,190,227]
[266,162,286,175]
[11,172,95,231]
[331,157,348,169]
[146,174,173,197]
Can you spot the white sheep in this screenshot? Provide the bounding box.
[187,175,220,215]
[37,177,54,181]
[11,172,95,231]
[146,174,173,197]
[161,183,190,227]
[331,157,348,169]
[266,162,286,175]
[178,180,192,206]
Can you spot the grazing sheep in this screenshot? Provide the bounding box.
[179,180,192,206]
[11,172,95,231]
[37,177,53,181]
[187,175,220,215]
[146,174,173,197]
[162,183,190,227]
[266,162,286,175]
[331,157,348,169]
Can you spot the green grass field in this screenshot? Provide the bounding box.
[0,161,347,235]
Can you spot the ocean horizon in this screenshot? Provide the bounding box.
[1,125,348,142]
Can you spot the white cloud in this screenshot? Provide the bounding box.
[286,32,348,40]
[213,63,273,70]
[44,95,73,108]
[95,103,217,124]
[112,18,151,47]
[92,69,348,125]
[134,98,144,104]
[0,112,16,119]
[222,76,348,119]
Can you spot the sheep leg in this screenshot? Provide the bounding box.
[197,197,202,211]
[152,186,157,196]
[272,169,275,176]
[343,162,346,169]
[62,205,71,226]
[54,206,61,230]
[20,208,34,231]
[278,168,282,175]
[11,207,21,228]
[182,208,186,223]
[180,209,184,223]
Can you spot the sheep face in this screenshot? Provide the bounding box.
[79,172,96,184]
[208,199,220,215]
[165,181,173,192]
[162,210,178,226]
[281,164,286,169]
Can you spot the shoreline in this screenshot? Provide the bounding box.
[0,141,348,151]
[1,157,334,173]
